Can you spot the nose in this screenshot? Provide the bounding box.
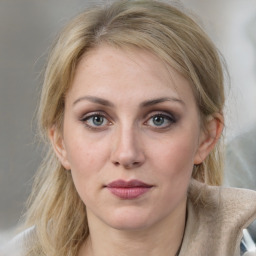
[111,126,145,169]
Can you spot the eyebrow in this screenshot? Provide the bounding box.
[140,97,184,107]
[73,96,114,107]
[73,96,184,107]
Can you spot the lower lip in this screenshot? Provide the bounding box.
[107,187,151,199]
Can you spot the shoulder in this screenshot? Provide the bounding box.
[0,226,35,256]
[180,179,256,256]
[188,178,256,224]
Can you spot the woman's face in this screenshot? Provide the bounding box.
[53,45,210,230]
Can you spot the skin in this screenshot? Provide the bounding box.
[50,45,221,256]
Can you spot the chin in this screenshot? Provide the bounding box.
[103,208,155,231]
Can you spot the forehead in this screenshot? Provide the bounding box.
[67,45,196,107]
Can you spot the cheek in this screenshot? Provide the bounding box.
[140,137,195,222]
[151,135,197,176]
[146,132,198,203]
[63,132,110,192]
[66,140,109,205]
[67,142,107,175]
[64,124,109,168]
[62,118,112,197]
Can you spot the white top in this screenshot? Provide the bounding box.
[0,226,34,256]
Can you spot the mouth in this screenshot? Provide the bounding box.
[105,179,153,200]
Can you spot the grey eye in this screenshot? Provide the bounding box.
[146,113,175,129]
[83,114,108,127]
[92,116,105,126]
[152,116,165,126]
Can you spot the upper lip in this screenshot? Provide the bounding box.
[106,179,153,188]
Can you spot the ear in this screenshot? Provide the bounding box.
[194,113,224,165]
[48,126,71,170]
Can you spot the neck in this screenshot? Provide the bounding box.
[79,200,187,256]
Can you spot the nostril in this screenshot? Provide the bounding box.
[112,160,141,168]
[113,161,120,166]
[124,161,142,169]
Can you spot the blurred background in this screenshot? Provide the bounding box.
[0,0,256,245]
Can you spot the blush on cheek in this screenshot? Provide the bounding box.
[161,142,195,167]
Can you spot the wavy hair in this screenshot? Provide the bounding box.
[24,1,226,255]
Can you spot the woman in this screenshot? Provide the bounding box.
[3,0,256,255]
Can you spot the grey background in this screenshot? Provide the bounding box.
[1,0,256,243]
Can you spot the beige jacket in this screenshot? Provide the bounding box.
[1,180,256,256]
[179,179,256,256]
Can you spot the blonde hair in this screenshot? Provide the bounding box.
[24,0,225,255]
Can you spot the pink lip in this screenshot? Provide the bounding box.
[106,179,153,199]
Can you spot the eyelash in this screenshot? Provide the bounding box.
[80,112,112,130]
[144,112,176,129]
[80,111,177,131]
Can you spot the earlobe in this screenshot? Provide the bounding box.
[48,126,71,170]
[194,113,224,165]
